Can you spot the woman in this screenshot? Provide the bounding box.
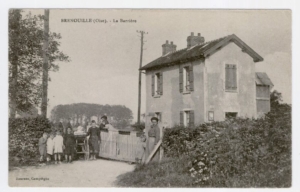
[64,127,76,163]
[86,120,100,160]
[146,117,161,162]
[99,116,108,130]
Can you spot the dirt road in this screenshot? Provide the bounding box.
[9,159,134,187]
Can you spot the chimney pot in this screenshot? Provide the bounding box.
[162,40,176,56]
[187,32,205,48]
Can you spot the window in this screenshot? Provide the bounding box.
[208,111,214,121]
[225,64,237,91]
[152,72,163,96]
[256,85,271,114]
[179,64,194,93]
[183,66,190,92]
[225,112,238,119]
[155,112,162,122]
[180,110,194,127]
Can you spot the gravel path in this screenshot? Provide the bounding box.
[9,159,134,187]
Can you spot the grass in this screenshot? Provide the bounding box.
[116,157,195,187]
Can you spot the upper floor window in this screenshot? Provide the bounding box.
[225,64,237,91]
[179,64,194,93]
[152,72,163,97]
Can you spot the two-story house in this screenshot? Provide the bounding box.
[140,32,273,128]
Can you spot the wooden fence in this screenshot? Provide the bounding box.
[99,130,144,162]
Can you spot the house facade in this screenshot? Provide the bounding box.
[140,33,273,128]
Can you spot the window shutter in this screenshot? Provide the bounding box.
[189,64,194,91]
[180,111,184,126]
[232,65,237,90]
[160,72,163,95]
[189,110,194,127]
[225,64,237,91]
[179,66,183,93]
[152,74,155,96]
[225,64,230,90]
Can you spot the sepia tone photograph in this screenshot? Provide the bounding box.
[7,9,291,188]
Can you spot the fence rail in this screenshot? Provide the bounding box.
[99,130,143,162]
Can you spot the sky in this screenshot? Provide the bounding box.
[24,9,291,121]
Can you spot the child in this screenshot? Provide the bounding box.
[136,132,147,164]
[64,127,76,163]
[46,132,55,163]
[53,130,64,164]
[38,132,48,162]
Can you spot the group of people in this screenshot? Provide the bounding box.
[38,115,162,164]
[38,127,75,164]
[38,115,110,164]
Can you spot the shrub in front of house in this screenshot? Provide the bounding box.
[9,116,53,167]
[116,104,291,187]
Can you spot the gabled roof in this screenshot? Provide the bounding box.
[255,72,274,87]
[140,34,263,70]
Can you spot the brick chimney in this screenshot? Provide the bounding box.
[162,40,176,56]
[187,32,205,48]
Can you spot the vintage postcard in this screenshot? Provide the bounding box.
[7,9,292,188]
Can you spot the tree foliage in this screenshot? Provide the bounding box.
[9,9,70,116]
[50,103,133,128]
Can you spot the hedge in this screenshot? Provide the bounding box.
[9,116,53,166]
[117,104,291,187]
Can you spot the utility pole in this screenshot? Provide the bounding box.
[137,30,147,124]
[41,9,49,118]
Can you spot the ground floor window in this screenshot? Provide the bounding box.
[155,112,162,122]
[208,111,214,121]
[225,112,238,119]
[180,110,194,127]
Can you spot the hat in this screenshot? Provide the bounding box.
[151,117,159,122]
[101,115,107,120]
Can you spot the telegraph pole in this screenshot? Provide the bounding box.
[41,9,50,118]
[137,30,147,124]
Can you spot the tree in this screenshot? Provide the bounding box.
[9,9,70,118]
[50,103,134,129]
[270,90,283,109]
[41,9,50,118]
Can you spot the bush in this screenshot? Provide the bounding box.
[9,116,53,167]
[117,104,291,187]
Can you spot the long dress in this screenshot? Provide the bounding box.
[146,125,161,162]
[86,127,100,154]
[53,135,64,153]
[39,137,47,156]
[64,133,75,155]
[46,138,54,155]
